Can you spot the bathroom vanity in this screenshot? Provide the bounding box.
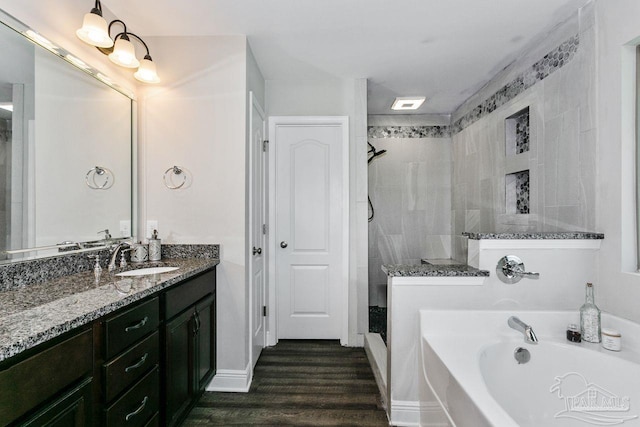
[0,252,218,427]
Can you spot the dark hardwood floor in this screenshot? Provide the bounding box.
[183,340,389,426]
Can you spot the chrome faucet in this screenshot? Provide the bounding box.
[108,241,131,272]
[496,255,540,284]
[508,316,538,344]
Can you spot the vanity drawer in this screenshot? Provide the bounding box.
[143,412,159,427]
[165,269,215,319]
[105,297,159,359]
[105,366,159,427]
[104,331,160,403]
[0,328,92,425]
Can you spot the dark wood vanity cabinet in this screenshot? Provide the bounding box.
[0,328,94,426]
[102,297,161,426]
[164,270,216,427]
[0,265,216,427]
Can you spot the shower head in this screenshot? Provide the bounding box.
[367,142,387,163]
[368,148,387,163]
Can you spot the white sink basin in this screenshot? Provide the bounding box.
[116,266,179,277]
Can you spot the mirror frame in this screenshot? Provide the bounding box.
[0,7,137,262]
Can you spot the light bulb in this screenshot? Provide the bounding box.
[108,37,139,68]
[76,12,113,48]
[134,58,161,84]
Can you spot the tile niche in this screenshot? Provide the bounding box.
[505,107,531,215]
[505,107,530,155]
[506,170,530,214]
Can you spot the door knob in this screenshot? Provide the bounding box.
[280,241,288,248]
[252,247,262,255]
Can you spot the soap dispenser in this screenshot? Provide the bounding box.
[149,229,161,261]
[88,254,102,283]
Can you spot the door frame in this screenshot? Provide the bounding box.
[248,91,266,368]
[267,116,350,346]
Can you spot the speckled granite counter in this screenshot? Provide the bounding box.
[0,258,219,362]
[382,263,489,277]
[463,232,604,240]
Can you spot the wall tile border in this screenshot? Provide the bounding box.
[368,125,451,139]
[368,35,579,140]
[452,34,579,134]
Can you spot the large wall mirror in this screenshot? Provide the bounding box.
[0,9,133,262]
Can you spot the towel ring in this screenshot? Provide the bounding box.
[163,166,187,189]
[86,166,114,190]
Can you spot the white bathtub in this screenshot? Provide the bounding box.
[419,310,640,427]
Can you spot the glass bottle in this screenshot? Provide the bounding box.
[580,282,601,343]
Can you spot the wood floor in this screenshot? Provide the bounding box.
[183,340,389,426]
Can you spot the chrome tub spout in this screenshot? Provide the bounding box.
[508,316,538,344]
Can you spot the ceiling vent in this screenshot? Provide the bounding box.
[391,97,426,111]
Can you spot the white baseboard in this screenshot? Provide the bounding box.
[391,400,450,427]
[206,362,252,392]
[391,400,421,426]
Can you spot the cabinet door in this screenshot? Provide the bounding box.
[194,294,216,391]
[21,378,92,427]
[0,329,92,425]
[164,308,195,427]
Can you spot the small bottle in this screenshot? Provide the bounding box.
[89,254,102,283]
[580,282,601,343]
[149,229,162,261]
[566,324,581,343]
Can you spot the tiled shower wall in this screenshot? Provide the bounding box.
[367,118,452,306]
[450,6,596,261]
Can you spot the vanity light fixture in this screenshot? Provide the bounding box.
[391,96,426,111]
[76,0,160,83]
[0,103,13,112]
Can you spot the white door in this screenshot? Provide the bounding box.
[249,93,266,368]
[271,117,348,340]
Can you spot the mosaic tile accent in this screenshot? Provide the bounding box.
[515,112,530,154]
[516,170,530,214]
[463,232,605,240]
[369,306,387,344]
[368,125,451,139]
[452,35,579,134]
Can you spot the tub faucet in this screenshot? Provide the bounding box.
[108,241,131,272]
[508,316,538,344]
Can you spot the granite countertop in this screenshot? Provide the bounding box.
[382,263,489,277]
[0,258,219,363]
[462,232,604,240]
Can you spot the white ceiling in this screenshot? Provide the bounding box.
[104,0,590,115]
